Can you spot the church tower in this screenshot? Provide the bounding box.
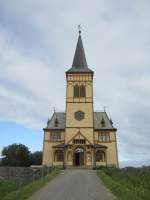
[65,30,94,144]
[42,30,119,168]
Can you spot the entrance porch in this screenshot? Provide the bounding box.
[52,143,107,168]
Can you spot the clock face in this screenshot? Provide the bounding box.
[74,111,84,121]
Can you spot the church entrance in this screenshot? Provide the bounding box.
[74,147,84,166]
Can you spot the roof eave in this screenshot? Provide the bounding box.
[43,128,65,131]
[94,128,117,131]
[66,69,94,74]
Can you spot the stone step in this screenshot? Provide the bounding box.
[66,166,93,169]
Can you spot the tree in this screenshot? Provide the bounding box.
[1,143,31,166]
[30,151,42,165]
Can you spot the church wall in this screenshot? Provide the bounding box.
[106,142,119,167]
[94,130,118,167]
[42,141,53,165]
[66,103,94,127]
[66,82,93,101]
[42,131,65,166]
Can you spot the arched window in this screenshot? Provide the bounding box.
[80,85,86,97]
[54,150,64,162]
[74,85,79,97]
[96,150,105,162]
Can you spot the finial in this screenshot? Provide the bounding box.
[53,107,56,113]
[103,106,106,112]
[78,24,82,34]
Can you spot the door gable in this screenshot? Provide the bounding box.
[67,131,93,145]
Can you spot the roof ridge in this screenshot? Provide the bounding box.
[104,112,114,128]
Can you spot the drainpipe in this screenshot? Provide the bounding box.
[63,147,66,169]
[93,147,96,169]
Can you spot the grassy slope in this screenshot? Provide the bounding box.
[0,180,18,200]
[97,169,150,200]
[2,169,61,200]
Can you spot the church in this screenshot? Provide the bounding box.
[42,30,119,168]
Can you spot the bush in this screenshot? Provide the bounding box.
[1,144,31,167]
[1,143,43,167]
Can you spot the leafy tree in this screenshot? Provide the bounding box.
[30,151,42,165]
[1,143,31,166]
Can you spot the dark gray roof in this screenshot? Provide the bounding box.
[66,32,93,73]
[94,112,115,130]
[45,112,66,130]
[45,112,115,130]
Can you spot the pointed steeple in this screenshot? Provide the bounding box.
[66,30,93,73]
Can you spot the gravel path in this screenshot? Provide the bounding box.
[28,169,115,200]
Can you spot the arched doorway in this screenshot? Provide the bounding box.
[74,147,84,166]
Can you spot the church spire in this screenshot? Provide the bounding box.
[72,30,88,69]
[66,29,93,73]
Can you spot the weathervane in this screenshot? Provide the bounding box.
[78,24,82,34]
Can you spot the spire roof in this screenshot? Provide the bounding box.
[66,31,93,73]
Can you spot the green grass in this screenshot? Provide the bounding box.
[2,169,61,200]
[97,168,150,200]
[0,180,18,200]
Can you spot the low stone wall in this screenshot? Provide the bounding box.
[0,166,52,185]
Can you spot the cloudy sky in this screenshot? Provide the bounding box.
[0,0,150,167]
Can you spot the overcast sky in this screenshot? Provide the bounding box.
[0,0,150,167]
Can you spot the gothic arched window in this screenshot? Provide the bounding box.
[80,85,86,97]
[74,85,79,97]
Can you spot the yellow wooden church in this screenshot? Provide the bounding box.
[42,31,119,168]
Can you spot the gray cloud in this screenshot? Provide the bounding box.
[0,0,150,166]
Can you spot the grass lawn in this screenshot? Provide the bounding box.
[0,180,18,199]
[1,168,61,200]
[97,168,150,200]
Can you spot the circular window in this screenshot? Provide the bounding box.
[74,111,84,121]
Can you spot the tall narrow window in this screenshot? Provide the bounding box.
[80,85,86,97]
[96,150,105,162]
[54,150,63,161]
[74,85,79,97]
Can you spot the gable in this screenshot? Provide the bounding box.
[66,131,92,145]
